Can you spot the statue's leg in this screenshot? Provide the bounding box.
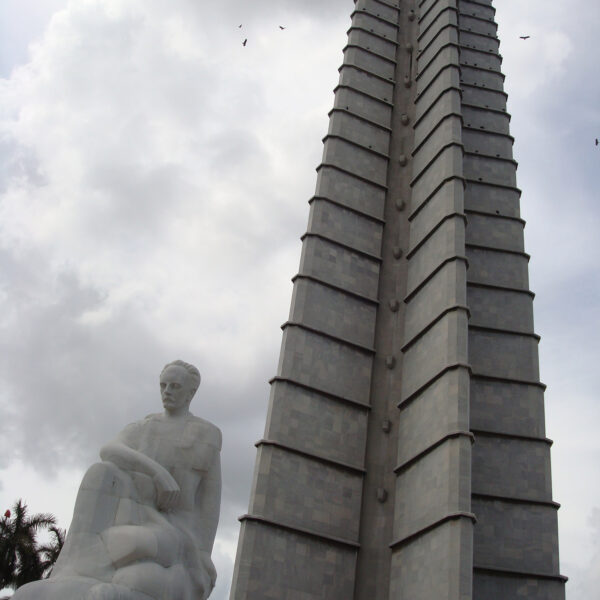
[100,525,160,569]
[10,576,100,599]
[53,462,134,581]
[101,515,184,569]
[112,563,201,600]
[69,462,134,534]
[84,582,154,600]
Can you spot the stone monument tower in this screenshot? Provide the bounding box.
[230,0,566,598]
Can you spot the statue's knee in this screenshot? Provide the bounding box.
[80,462,122,492]
[10,579,44,599]
[12,577,99,600]
[69,463,130,535]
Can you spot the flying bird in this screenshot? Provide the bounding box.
[596,138,599,146]
[242,38,247,47]
[279,26,286,30]
[519,35,530,40]
[238,24,242,28]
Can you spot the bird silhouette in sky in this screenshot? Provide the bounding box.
[596,138,599,146]
[238,24,242,28]
[279,26,286,30]
[519,35,530,40]
[242,38,247,47]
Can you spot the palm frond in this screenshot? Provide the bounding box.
[0,499,62,589]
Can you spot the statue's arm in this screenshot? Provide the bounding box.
[99,427,180,512]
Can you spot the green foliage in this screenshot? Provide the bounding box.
[0,500,65,590]
[38,526,66,578]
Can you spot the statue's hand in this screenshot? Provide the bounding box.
[153,469,180,512]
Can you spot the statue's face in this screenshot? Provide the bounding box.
[160,365,193,414]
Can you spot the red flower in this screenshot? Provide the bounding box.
[4,509,10,518]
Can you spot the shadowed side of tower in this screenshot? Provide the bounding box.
[229,1,566,598]
[457,1,566,597]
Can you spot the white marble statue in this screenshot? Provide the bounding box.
[13,360,222,600]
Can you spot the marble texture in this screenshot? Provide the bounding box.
[13,360,221,600]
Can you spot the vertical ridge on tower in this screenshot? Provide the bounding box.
[230,1,566,598]
[388,0,473,597]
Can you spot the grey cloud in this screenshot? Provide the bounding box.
[82,160,200,241]
[564,508,600,597]
[206,129,270,179]
[0,261,162,470]
[180,0,349,26]
[0,138,48,193]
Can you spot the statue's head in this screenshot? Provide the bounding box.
[159,360,201,415]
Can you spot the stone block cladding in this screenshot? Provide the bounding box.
[229,0,566,598]
[457,1,564,596]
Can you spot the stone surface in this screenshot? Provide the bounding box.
[13,361,221,600]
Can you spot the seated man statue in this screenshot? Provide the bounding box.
[13,360,221,600]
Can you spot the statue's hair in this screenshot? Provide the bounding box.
[161,360,201,396]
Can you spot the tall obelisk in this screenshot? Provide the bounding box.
[230,0,566,598]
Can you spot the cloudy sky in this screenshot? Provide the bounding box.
[0,0,598,597]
